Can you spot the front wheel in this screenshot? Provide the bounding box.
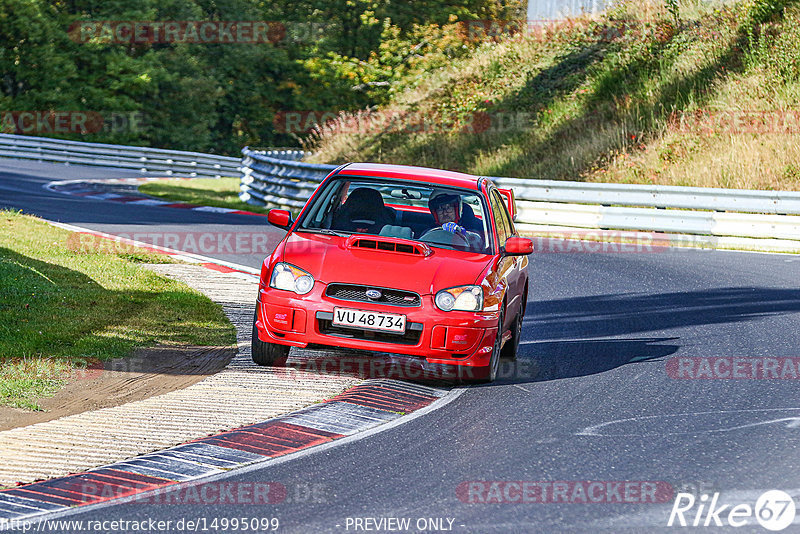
[501,305,523,361]
[470,308,503,384]
[251,310,290,366]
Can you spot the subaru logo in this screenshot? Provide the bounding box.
[366,289,382,300]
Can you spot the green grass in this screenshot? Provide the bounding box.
[139,177,269,214]
[307,0,800,191]
[0,210,236,410]
[0,357,71,410]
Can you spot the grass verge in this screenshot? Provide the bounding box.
[139,177,269,214]
[0,210,236,410]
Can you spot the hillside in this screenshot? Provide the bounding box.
[306,0,800,190]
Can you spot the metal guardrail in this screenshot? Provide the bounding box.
[3,136,794,246]
[5,134,793,247]
[491,177,800,215]
[0,133,240,178]
[514,201,800,240]
[240,147,332,209]
[240,146,800,246]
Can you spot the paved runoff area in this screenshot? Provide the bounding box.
[0,264,361,487]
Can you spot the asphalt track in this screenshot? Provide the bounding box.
[0,160,283,268]
[2,160,800,532]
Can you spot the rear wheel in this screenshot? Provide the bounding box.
[251,310,290,366]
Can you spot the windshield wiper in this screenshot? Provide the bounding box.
[300,228,349,238]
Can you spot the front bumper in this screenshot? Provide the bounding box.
[255,282,499,368]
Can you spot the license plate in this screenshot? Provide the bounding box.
[332,307,406,333]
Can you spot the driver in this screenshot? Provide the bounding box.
[427,190,483,249]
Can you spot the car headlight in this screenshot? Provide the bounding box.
[269,262,315,295]
[435,285,483,312]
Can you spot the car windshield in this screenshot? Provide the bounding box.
[297,178,492,253]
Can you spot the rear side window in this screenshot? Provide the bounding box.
[490,190,513,247]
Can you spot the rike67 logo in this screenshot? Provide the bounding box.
[668,490,796,531]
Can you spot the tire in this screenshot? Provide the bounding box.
[471,307,503,384]
[501,305,523,361]
[251,310,290,366]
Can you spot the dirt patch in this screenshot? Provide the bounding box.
[0,345,235,431]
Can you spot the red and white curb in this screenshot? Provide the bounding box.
[0,381,454,522]
[44,177,266,218]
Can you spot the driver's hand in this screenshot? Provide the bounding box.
[442,222,466,235]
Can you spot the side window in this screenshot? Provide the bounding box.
[496,191,515,238]
[490,191,509,247]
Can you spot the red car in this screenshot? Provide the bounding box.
[253,163,533,382]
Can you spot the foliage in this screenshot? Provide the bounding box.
[0,0,519,154]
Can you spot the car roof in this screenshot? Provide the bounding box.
[335,163,482,190]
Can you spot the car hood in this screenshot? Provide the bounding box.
[281,232,493,295]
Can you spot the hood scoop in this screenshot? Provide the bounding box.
[346,235,432,257]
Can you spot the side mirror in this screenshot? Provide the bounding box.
[267,209,292,230]
[503,236,533,255]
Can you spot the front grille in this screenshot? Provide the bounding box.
[317,318,423,345]
[326,283,421,307]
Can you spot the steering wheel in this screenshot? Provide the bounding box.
[419,227,470,246]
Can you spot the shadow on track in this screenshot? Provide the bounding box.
[497,337,680,385]
[527,287,800,340]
